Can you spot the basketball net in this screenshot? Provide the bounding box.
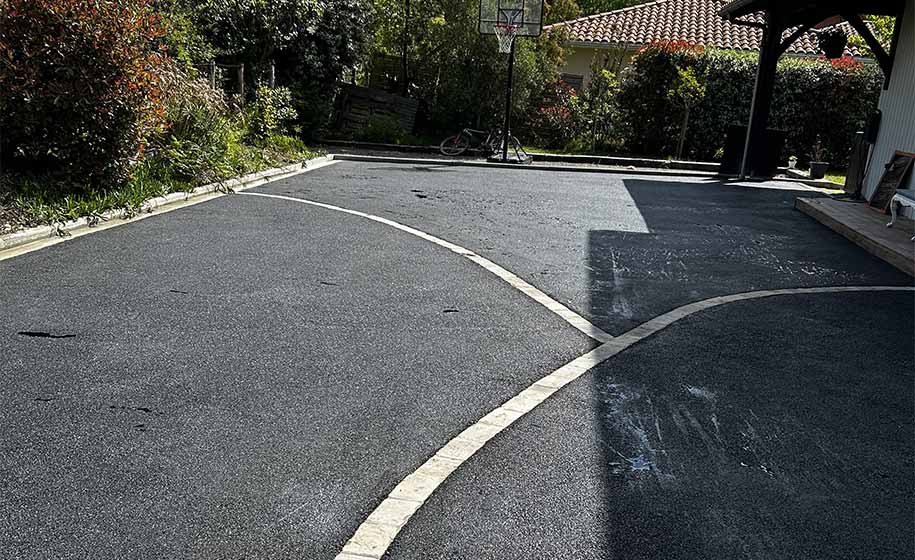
[493,22,520,54]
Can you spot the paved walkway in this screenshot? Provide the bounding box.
[1,161,912,559]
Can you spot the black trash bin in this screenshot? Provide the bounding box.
[720,124,786,178]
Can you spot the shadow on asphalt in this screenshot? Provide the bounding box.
[587,179,914,558]
[586,179,909,333]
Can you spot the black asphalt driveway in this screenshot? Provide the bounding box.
[2,160,912,559]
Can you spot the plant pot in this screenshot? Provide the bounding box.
[809,161,829,180]
[822,44,845,59]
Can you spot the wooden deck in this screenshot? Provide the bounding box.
[796,197,915,277]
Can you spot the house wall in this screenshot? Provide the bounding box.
[561,47,599,89]
[863,0,915,216]
[559,45,635,90]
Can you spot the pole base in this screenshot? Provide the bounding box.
[487,153,532,165]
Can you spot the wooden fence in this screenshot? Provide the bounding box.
[191,62,277,101]
[333,83,419,135]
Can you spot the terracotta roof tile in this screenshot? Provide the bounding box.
[544,0,864,57]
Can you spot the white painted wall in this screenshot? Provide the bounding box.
[864,0,915,215]
[558,45,635,89]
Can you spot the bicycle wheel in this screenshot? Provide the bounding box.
[440,134,470,156]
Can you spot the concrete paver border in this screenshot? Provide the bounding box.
[233,187,912,560]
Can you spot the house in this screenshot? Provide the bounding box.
[546,0,867,90]
[862,1,913,200]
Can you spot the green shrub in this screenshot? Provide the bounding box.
[615,41,882,164]
[0,0,167,188]
[569,67,622,153]
[526,80,582,149]
[148,62,235,185]
[355,115,407,144]
[246,86,298,144]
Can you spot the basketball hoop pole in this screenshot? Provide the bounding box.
[501,38,515,162]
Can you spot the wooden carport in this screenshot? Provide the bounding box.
[718,0,908,177]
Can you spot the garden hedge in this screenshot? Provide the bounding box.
[615,42,883,166]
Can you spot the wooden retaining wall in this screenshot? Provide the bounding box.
[334,84,418,135]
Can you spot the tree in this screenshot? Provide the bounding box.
[367,0,566,134]
[195,0,371,133]
[849,15,896,58]
[668,65,706,159]
[577,0,644,15]
[544,0,581,25]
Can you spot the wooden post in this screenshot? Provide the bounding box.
[269,62,275,89]
[237,64,245,102]
[208,61,216,89]
[740,10,781,178]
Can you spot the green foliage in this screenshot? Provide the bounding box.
[527,81,581,149]
[571,66,621,152]
[245,86,298,143]
[576,0,643,15]
[155,0,216,65]
[149,63,236,185]
[368,0,566,135]
[0,0,322,232]
[355,115,408,144]
[0,0,167,189]
[544,0,581,25]
[199,0,324,65]
[668,66,706,109]
[615,42,882,164]
[849,15,896,57]
[198,0,371,134]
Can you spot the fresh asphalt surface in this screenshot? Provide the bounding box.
[2,160,913,559]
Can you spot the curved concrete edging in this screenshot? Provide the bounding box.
[0,157,338,262]
[333,285,914,560]
[236,190,913,559]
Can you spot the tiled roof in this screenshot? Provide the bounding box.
[544,0,864,57]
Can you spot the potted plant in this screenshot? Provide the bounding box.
[788,155,798,169]
[809,136,829,179]
[818,27,848,59]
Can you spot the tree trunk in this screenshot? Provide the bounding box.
[676,105,690,160]
[401,0,410,97]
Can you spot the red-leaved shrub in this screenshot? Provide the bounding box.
[0,0,166,187]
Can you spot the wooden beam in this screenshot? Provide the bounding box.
[778,23,814,56]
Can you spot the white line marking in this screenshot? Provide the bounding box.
[239,191,613,343]
[333,285,912,559]
[238,189,913,559]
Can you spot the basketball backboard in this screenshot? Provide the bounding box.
[479,0,544,37]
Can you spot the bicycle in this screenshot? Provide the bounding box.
[439,128,502,157]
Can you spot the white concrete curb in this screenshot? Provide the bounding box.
[0,156,336,261]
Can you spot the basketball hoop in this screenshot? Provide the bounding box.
[493,22,520,54]
[479,0,543,162]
